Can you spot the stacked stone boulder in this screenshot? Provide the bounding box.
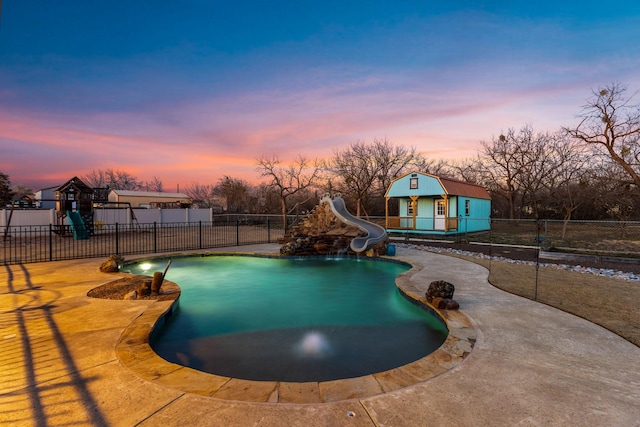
[280,202,368,256]
[425,280,460,310]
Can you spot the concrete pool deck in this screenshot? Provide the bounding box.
[1,244,639,426]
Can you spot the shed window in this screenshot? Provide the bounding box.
[465,200,470,216]
[407,200,417,215]
[410,177,418,189]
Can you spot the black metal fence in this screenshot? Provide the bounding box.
[4,214,640,346]
[385,217,640,253]
[7,215,640,265]
[1,215,286,265]
[390,217,640,348]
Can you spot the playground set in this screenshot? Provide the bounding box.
[3,176,138,241]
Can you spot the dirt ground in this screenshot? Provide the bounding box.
[412,241,640,347]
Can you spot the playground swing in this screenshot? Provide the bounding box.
[99,202,141,231]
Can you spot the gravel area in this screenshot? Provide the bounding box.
[397,240,640,282]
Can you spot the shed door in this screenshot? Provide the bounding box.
[434,199,446,230]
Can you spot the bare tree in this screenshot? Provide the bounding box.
[327,138,421,216]
[372,140,424,197]
[12,184,33,199]
[447,157,482,184]
[213,176,252,213]
[251,183,281,214]
[0,171,14,205]
[183,182,217,208]
[476,130,524,219]
[142,176,164,192]
[413,157,454,178]
[592,161,640,225]
[83,169,142,190]
[504,126,545,217]
[512,128,580,218]
[538,133,592,235]
[83,170,108,188]
[474,126,592,220]
[564,83,640,188]
[256,155,322,231]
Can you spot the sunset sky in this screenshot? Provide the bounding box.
[1,1,639,192]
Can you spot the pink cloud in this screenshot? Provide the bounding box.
[3,64,638,192]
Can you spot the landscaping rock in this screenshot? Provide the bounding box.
[430,296,460,310]
[314,242,330,254]
[280,242,297,256]
[426,280,455,302]
[123,290,138,300]
[446,299,460,310]
[283,202,363,256]
[99,254,125,273]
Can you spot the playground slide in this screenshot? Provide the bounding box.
[66,211,89,240]
[321,195,387,253]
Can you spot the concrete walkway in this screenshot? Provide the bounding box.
[1,245,639,426]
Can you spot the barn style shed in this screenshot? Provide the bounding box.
[385,171,491,234]
[108,190,192,209]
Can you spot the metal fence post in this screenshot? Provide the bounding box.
[489,218,492,272]
[49,224,53,261]
[267,218,271,243]
[465,217,468,241]
[236,219,240,246]
[544,219,549,247]
[199,221,202,249]
[153,222,157,253]
[535,218,541,301]
[115,223,120,255]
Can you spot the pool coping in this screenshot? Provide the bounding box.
[113,251,477,404]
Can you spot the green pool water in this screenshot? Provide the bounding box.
[123,255,449,382]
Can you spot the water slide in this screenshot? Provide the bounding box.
[320,195,387,253]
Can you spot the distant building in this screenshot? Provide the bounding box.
[385,171,491,234]
[34,186,59,209]
[11,194,37,208]
[108,190,192,208]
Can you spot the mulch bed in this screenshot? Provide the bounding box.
[87,275,170,300]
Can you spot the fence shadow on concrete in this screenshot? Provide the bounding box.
[0,264,109,426]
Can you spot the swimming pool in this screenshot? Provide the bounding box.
[123,255,449,382]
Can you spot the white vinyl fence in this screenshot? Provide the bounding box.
[1,208,214,227]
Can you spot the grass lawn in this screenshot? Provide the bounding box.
[451,254,640,347]
[485,220,640,255]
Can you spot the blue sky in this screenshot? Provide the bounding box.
[1,1,639,190]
